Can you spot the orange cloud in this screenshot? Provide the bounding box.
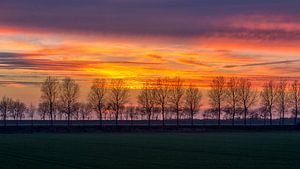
[0,23,300,92]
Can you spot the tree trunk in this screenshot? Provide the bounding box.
[3,108,7,127]
[148,112,151,127]
[244,106,247,126]
[191,110,194,127]
[50,103,53,126]
[282,107,285,125]
[264,112,266,126]
[218,103,221,126]
[232,106,236,126]
[162,105,165,127]
[176,106,179,127]
[99,111,102,127]
[269,107,272,125]
[115,107,119,127]
[3,112,6,127]
[67,113,70,126]
[295,107,298,125]
[279,111,282,125]
[67,107,71,127]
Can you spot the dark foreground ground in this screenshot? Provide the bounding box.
[1,118,299,126]
[0,132,300,169]
[0,125,299,133]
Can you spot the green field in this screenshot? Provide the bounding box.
[0,132,299,169]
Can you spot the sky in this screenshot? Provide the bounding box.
[0,0,300,104]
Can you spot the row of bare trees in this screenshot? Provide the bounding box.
[208,77,300,126]
[138,77,202,126]
[40,77,80,126]
[1,76,300,126]
[38,76,202,126]
[260,80,300,125]
[39,77,130,126]
[208,77,256,126]
[0,97,28,126]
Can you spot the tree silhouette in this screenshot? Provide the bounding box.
[40,76,59,126]
[154,78,170,126]
[275,80,288,125]
[185,84,202,126]
[256,106,269,125]
[27,104,36,126]
[225,77,240,126]
[78,103,92,122]
[38,102,48,120]
[12,100,26,126]
[170,77,185,127]
[0,96,13,126]
[290,80,300,125]
[138,81,156,127]
[208,76,225,126]
[59,77,80,126]
[109,79,129,126]
[203,108,218,124]
[124,105,136,126]
[260,80,276,125]
[238,78,257,126]
[89,79,106,126]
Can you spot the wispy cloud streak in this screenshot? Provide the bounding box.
[224,60,300,68]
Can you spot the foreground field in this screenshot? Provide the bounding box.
[0,132,299,169]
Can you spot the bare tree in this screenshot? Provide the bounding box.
[154,78,170,126]
[38,102,48,120]
[260,80,276,125]
[138,81,156,127]
[170,77,185,127]
[238,78,257,126]
[9,100,18,121]
[0,96,13,126]
[152,106,161,121]
[78,103,92,122]
[125,105,137,126]
[72,103,81,120]
[105,103,114,120]
[290,80,300,124]
[185,84,202,126]
[223,106,233,120]
[59,77,80,126]
[40,76,59,126]
[12,100,26,126]
[208,76,225,126]
[109,79,129,126]
[89,79,106,126]
[56,103,64,120]
[27,104,36,126]
[203,108,219,124]
[8,100,25,126]
[225,77,240,126]
[275,80,288,125]
[256,106,269,125]
[248,108,264,125]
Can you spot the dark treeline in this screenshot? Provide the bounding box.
[0,76,299,127]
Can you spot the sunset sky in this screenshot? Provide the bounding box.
[0,0,300,104]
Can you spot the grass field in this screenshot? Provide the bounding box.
[0,132,299,169]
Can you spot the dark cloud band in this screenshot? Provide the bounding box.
[0,0,299,40]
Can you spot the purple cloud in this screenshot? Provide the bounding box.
[0,0,299,40]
